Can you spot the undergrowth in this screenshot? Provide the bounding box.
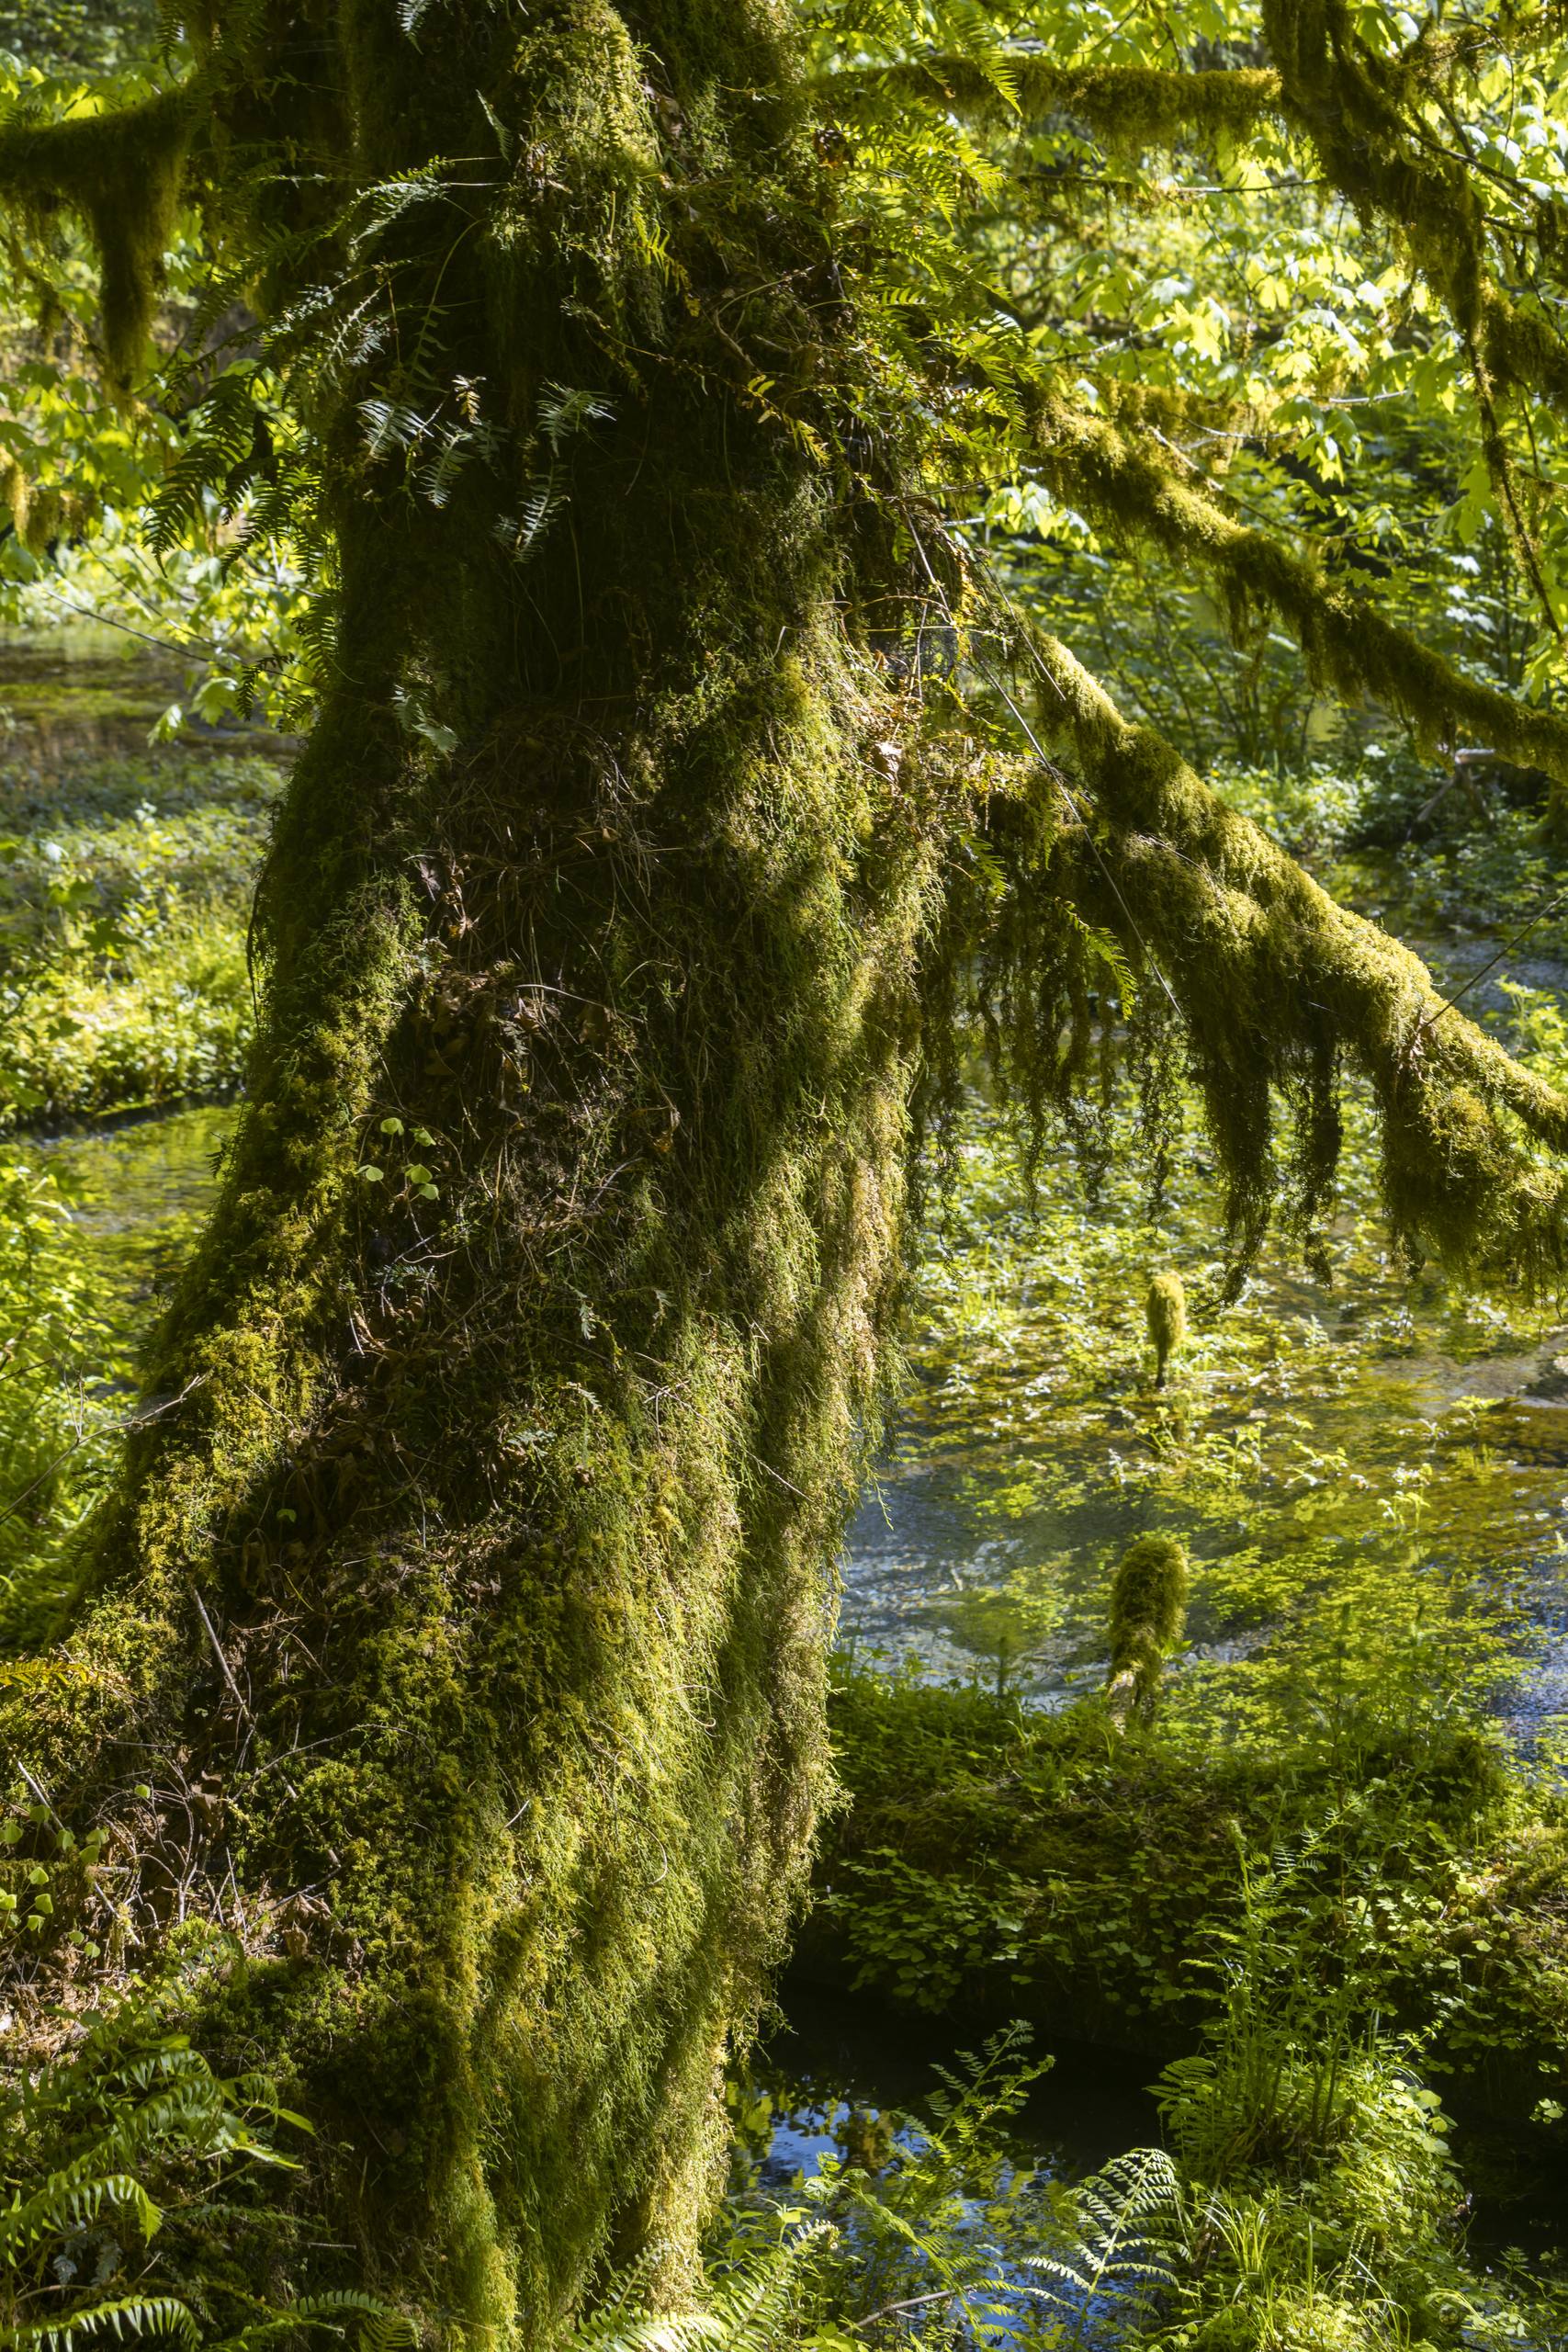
[0,729,264,1618]
[583,2002,1568,2348]
[814,1664,1568,2108]
[0,1936,410,2352]
[0,1153,99,1601]
[0,748,276,1124]
[0,1107,227,1629]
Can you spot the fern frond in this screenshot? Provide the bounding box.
[569,2315,728,2352]
[148,375,261,558]
[0,2294,198,2352]
[572,2225,831,2352]
[0,2166,160,2260]
[209,2290,415,2352]
[1021,2145,1185,2314]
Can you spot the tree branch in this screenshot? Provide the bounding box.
[0,85,196,396]
[1012,622,1568,1282]
[820,59,1281,146]
[1029,399,1568,784]
[1261,0,1568,418]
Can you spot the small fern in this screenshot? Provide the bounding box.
[6,2290,200,2352]
[0,1958,412,2352]
[147,376,263,558]
[571,2225,830,2352]
[1021,2147,1185,2341]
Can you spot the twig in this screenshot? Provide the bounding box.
[38,585,218,662]
[191,1588,254,1723]
[1425,887,1568,1028]
[15,1761,63,1829]
[851,2290,964,2330]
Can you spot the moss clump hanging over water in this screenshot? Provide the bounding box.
[1106,1534,1189,1729]
[1145,1271,1187,1390]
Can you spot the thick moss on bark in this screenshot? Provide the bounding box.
[0,3,948,2339]
[1003,626,1568,1282]
[826,59,1281,143]
[1262,0,1568,415]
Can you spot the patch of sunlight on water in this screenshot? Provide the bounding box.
[840,1089,1568,1743]
[29,1102,234,1383]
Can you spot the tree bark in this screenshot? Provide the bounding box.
[3,2,942,2336]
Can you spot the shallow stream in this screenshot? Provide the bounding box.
[840,1074,1568,1745]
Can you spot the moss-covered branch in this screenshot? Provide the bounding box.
[821,59,1281,146]
[0,85,195,395]
[1015,628,1568,1279]
[1030,400,1568,782]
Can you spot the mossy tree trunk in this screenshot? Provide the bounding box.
[6,2,942,2336]
[15,6,1568,2336]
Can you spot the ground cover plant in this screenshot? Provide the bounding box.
[0,639,272,1629]
[0,744,274,1125]
[0,1933,411,2352]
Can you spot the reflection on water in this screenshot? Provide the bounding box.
[737,1983,1568,2305]
[838,1093,1568,1741]
[29,1102,233,1384]
[739,1981,1160,2193]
